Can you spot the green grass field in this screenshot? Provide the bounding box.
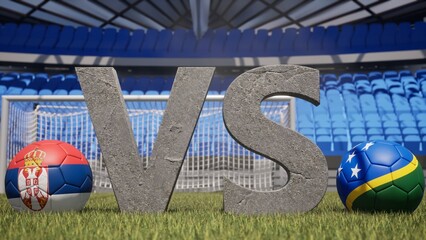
[0,192,425,240]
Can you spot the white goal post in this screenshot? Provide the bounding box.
[0,95,295,193]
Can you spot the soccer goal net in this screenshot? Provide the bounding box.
[0,95,295,193]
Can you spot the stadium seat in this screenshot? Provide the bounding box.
[112,29,130,55]
[40,25,61,51]
[0,23,17,49]
[196,30,213,55]
[352,135,367,146]
[69,26,89,53]
[412,21,426,49]
[140,29,159,57]
[126,29,145,56]
[238,29,255,56]
[322,26,338,53]
[55,26,75,51]
[381,23,397,51]
[25,24,47,51]
[280,28,297,54]
[404,135,422,155]
[308,26,325,54]
[395,22,411,50]
[224,29,242,57]
[182,31,197,57]
[98,28,118,54]
[8,24,32,51]
[251,29,268,55]
[167,29,187,54]
[265,28,282,55]
[337,25,353,52]
[294,27,310,53]
[351,24,368,52]
[366,23,382,51]
[210,28,227,57]
[154,29,173,55]
[83,27,102,54]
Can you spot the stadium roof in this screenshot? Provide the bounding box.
[0,0,425,36]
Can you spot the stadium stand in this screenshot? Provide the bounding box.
[1,22,426,57]
[1,69,425,156]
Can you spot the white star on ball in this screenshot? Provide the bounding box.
[337,165,343,176]
[351,164,361,179]
[361,142,374,151]
[346,152,356,163]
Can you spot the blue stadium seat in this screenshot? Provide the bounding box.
[368,71,382,80]
[0,23,17,49]
[386,78,404,95]
[196,30,213,55]
[224,29,241,57]
[21,76,47,95]
[25,24,47,51]
[19,73,34,85]
[160,78,173,95]
[351,24,368,52]
[69,26,89,54]
[140,29,159,57]
[210,28,227,57]
[386,135,403,145]
[410,97,426,112]
[40,25,61,51]
[265,28,282,55]
[395,22,411,50]
[359,93,377,114]
[126,30,145,56]
[392,94,411,112]
[39,74,64,95]
[415,69,426,79]
[98,28,117,54]
[355,79,372,95]
[371,79,387,94]
[334,135,348,154]
[412,21,426,49]
[251,29,268,56]
[154,29,173,55]
[337,25,353,52]
[404,135,421,155]
[316,136,332,155]
[352,135,367,146]
[182,31,197,57]
[366,23,382,51]
[280,28,296,54]
[399,70,412,77]
[9,24,32,51]
[294,27,310,53]
[381,23,397,51]
[238,29,255,56]
[167,29,188,54]
[55,26,75,51]
[308,26,325,54]
[375,93,394,113]
[83,27,102,54]
[322,26,338,53]
[112,29,130,55]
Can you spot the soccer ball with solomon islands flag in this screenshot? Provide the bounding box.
[336,140,424,212]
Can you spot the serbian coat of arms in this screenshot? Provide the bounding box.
[17,149,49,210]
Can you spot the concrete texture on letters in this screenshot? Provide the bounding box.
[76,67,215,212]
[222,65,328,214]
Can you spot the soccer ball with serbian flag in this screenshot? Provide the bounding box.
[5,140,92,211]
[336,140,424,212]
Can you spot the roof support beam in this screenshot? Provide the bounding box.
[189,0,211,39]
